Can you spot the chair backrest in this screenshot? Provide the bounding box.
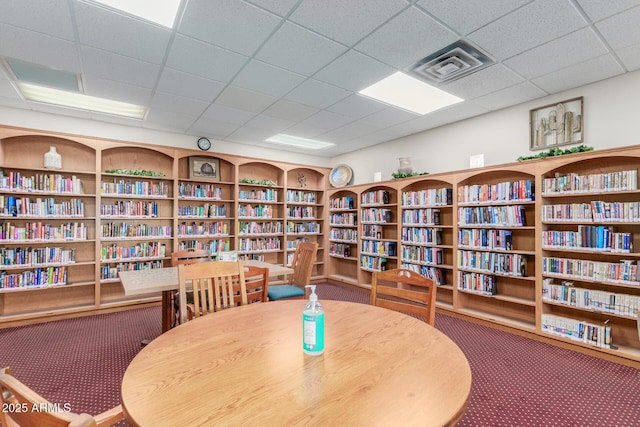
[243,266,269,304]
[171,248,211,267]
[288,241,318,288]
[177,260,248,324]
[0,367,123,427]
[370,268,437,326]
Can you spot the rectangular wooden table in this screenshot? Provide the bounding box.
[119,260,293,333]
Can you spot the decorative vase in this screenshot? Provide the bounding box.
[44,146,62,170]
[398,157,413,174]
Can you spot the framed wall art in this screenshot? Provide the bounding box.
[530,96,583,150]
[189,156,220,181]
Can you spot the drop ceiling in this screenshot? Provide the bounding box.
[0,0,638,157]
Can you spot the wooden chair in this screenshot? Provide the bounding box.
[177,260,249,324]
[0,367,124,427]
[243,265,269,304]
[170,248,211,328]
[267,242,318,301]
[370,268,437,326]
[171,248,211,267]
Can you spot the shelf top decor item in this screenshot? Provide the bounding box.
[189,156,220,182]
[517,145,593,162]
[239,178,277,186]
[329,164,353,187]
[43,146,62,170]
[391,171,429,179]
[104,168,165,177]
[530,96,583,151]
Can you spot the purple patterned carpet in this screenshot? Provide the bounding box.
[1,282,639,426]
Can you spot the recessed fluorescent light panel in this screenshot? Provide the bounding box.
[265,134,335,150]
[359,71,463,115]
[90,0,181,28]
[17,82,146,119]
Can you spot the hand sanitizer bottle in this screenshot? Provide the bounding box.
[303,285,324,356]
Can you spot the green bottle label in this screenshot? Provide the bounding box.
[303,312,325,354]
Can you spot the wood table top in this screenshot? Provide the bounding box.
[118,260,294,295]
[121,300,472,426]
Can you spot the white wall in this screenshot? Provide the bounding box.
[0,106,331,168]
[332,70,640,185]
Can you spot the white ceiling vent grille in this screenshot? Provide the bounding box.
[408,40,494,85]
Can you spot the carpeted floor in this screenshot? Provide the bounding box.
[1,282,639,426]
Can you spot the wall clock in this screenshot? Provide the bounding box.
[197,137,211,151]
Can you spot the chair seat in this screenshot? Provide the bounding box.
[267,285,305,301]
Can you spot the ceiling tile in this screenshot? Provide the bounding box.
[284,79,350,109]
[144,108,199,132]
[297,110,355,132]
[261,99,319,121]
[144,105,206,133]
[83,75,152,106]
[397,102,490,131]
[504,28,608,79]
[361,107,418,128]
[156,68,225,102]
[30,102,93,119]
[290,0,408,46]
[313,50,395,92]
[74,1,171,64]
[318,120,378,142]
[81,46,160,88]
[178,0,281,56]
[232,60,306,97]
[150,92,209,117]
[0,25,80,71]
[90,112,142,127]
[0,0,74,40]
[200,103,257,125]
[326,94,388,119]
[532,54,625,93]
[226,126,273,143]
[596,5,640,50]
[243,0,299,17]
[166,35,248,82]
[468,0,587,59]
[0,96,29,110]
[473,82,546,111]
[416,0,530,35]
[0,78,19,98]
[256,22,347,75]
[355,6,458,69]
[244,114,295,133]
[441,64,525,100]
[617,43,640,71]
[576,0,640,21]
[215,85,276,113]
[189,117,242,139]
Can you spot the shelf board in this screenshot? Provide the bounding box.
[456,307,536,332]
[458,246,535,256]
[542,299,639,320]
[542,247,640,257]
[458,289,536,307]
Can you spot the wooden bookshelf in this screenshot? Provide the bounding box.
[359,186,398,287]
[328,190,358,286]
[326,148,640,367]
[0,126,330,326]
[540,156,640,354]
[400,179,454,309]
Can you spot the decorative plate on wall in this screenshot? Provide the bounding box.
[329,164,353,187]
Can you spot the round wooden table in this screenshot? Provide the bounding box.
[121,300,472,426]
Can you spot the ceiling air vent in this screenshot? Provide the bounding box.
[407,40,494,85]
